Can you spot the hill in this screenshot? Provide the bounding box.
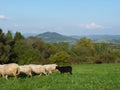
[36,32,76,43]
[71,35,120,44]
[25,32,120,44]
[89,35,120,44]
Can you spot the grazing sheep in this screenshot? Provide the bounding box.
[19,65,32,77]
[43,64,58,75]
[0,65,5,77]
[56,66,72,75]
[29,64,47,75]
[0,63,20,80]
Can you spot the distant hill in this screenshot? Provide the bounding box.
[71,35,120,44]
[25,32,120,44]
[91,35,120,44]
[36,32,76,43]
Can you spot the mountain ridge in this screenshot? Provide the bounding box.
[25,32,120,44]
[36,32,76,43]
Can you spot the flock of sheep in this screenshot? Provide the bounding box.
[0,63,72,80]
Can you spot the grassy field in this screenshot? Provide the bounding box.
[0,63,120,90]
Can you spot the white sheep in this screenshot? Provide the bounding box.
[43,64,58,75]
[0,65,5,77]
[0,63,20,80]
[19,65,32,77]
[29,64,47,75]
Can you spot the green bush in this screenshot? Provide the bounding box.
[49,51,71,64]
[13,40,42,65]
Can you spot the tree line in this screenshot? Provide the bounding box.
[0,29,120,65]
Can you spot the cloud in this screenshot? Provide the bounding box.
[80,22,105,29]
[0,15,6,20]
[13,24,24,27]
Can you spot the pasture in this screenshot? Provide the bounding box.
[0,63,120,90]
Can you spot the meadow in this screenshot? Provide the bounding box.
[0,63,120,90]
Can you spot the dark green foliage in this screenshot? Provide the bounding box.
[0,29,12,63]
[32,38,51,60]
[13,40,42,65]
[14,32,25,41]
[76,37,94,48]
[0,29,5,43]
[71,38,94,63]
[94,43,110,55]
[48,42,71,57]
[0,29,120,64]
[5,30,13,43]
[49,51,71,64]
[5,31,16,63]
[52,42,70,51]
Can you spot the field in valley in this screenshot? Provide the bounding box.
[0,63,120,90]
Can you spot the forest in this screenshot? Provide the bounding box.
[0,28,120,65]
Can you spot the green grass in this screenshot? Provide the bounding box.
[0,63,120,90]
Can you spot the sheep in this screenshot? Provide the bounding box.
[0,63,20,80]
[43,64,58,75]
[19,65,32,77]
[0,63,59,79]
[29,64,47,75]
[0,65,5,77]
[56,66,72,75]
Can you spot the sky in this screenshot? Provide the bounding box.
[0,0,120,36]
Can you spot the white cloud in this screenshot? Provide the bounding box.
[80,22,105,29]
[0,15,6,20]
[13,24,24,27]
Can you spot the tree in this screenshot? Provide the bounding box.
[13,40,42,65]
[5,30,13,43]
[48,42,71,58]
[5,30,16,63]
[93,43,112,63]
[76,37,94,49]
[94,43,110,55]
[49,51,71,64]
[0,29,5,44]
[71,37,94,63]
[14,32,24,41]
[52,42,70,52]
[32,38,51,59]
[73,37,94,56]
[0,29,11,63]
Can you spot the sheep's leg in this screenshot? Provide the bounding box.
[48,71,52,75]
[5,75,8,80]
[43,71,47,76]
[39,73,42,76]
[2,74,4,78]
[29,72,32,77]
[13,72,17,79]
[30,72,32,77]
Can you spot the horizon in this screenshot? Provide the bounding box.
[0,0,120,35]
[2,29,120,37]
[23,31,120,37]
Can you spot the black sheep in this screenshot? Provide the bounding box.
[56,66,72,75]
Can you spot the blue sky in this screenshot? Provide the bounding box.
[0,0,120,35]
